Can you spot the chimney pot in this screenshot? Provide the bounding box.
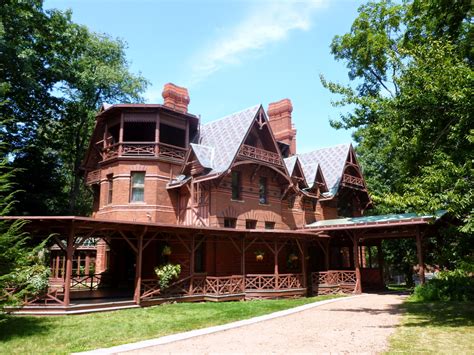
[268,98,297,156]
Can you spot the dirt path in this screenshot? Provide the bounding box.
[119,293,406,354]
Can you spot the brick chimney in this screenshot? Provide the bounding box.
[267,98,297,155]
[162,83,190,113]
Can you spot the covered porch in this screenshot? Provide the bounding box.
[1,217,320,315]
[305,212,445,294]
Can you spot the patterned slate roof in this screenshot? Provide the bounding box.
[298,143,351,196]
[190,143,214,169]
[284,156,298,176]
[196,105,261,175]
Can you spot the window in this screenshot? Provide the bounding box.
[265,221,275,230]
[259,176,267,204]
[245,219,257,229]
[224,218,236,228]
[231,171,241,200]
[107,174,113,205]
[130,172,145,202]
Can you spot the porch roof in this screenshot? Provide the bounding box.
[305,211,446,231]
[0,216,327,239]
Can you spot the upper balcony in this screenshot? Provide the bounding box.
[96,110,194,164]
[101,141,187,162]
[238,144,283,167]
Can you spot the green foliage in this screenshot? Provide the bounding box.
[154,264,181,290]
[0,158,50,306]
[323,0,473,271]
[413,269,474,302]
[0,0,148,215]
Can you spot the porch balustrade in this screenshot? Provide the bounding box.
[311,270,356,294]
[238,144,284,167]
[140,273,302,300]
[101,142,187,162]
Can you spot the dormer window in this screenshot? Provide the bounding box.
[130,172,145,202]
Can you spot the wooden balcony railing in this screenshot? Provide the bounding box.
[70,274,103,291]
[102,142,187,162]
[238,144,283,167]
[342,174,365,188]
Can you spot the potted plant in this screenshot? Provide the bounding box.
[254,250,265,261]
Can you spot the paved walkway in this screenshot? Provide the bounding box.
[115,293,407,354]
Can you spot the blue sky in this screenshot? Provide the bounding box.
[44,0,363,153]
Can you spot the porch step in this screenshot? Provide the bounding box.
[5,299,138,316]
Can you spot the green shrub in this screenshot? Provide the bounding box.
[414,269,474,302]
[154,263,181,290]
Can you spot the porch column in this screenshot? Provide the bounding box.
[274,240,279,289]
[118,113,124,156]
[352,233,362,294]
[377,240,385,287]
[134,232,144,304]
[63,223,75,307]
[416,227,426,285]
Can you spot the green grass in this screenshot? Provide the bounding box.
[0,295,341,354]
[386,284,414,292]
[386,298,474,354]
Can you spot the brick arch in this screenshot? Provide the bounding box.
[130,164,148,172]
[217,206,238,219]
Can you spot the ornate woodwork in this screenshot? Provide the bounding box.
[238,144,283,167]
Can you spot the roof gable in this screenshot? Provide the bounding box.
[197,105,260,175]
[298,143,351,195]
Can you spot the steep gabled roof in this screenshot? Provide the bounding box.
[190,143,214,169]
[298,143,351,196]
[196,105,261,175]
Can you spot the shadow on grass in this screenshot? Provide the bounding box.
[0,314,53,342]
[401,301,474,328]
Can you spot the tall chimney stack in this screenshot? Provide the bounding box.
[162,83,190,113]
[267,98,297,155]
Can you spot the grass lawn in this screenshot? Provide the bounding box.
[386,299,474,354]
[0,295,341,354]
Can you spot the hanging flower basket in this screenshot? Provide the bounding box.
[288,253,299,262]
[254,250,265,261]
[162,245,172,256]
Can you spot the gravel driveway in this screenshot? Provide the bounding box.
[119,293,406,354]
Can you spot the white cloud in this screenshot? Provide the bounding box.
[189,0,326,85]
[143,87,162,104]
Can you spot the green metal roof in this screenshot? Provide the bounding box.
[306,211,446,229]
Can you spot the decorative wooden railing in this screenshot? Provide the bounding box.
[24,277,66,306]
[85,169,101,185]
[70,274,103,291]
[238,144,283,167]
[245,274,304,291]
[342,174,365,188]
[311,270,356,295]
[141,274,304,300]
[102,142,187,162]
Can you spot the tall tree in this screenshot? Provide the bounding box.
[0,0,148,215]
[322,0,473,273]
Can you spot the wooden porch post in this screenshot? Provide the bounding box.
[416,227,426,285]
[324,240,330,270]
[352,233,362,294]
[296,239,306,288]
[274,240,279,289]
[134,232,144,304]
[63,223,75,307]
[118,113,124,156]
[242,234,246,292]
